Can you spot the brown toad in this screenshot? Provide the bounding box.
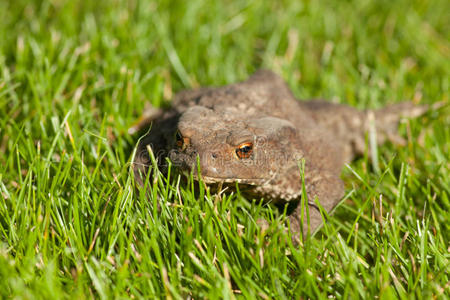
[132,70,430,239]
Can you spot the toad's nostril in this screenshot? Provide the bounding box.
[190,150,198,158]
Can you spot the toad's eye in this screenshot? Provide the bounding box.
[235,142,253,159]
[175,130,186,149]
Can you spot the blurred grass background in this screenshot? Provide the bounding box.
[0,0,449,298]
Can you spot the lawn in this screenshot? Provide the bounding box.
[0,0,449,298]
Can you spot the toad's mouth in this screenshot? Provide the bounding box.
[187,172,269,185]
[183,172,276,202]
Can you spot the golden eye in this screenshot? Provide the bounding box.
[175,130,185,149]
[235,142,253,159]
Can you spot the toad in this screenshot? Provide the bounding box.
[132,70,430,240]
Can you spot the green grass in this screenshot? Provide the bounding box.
[0,0,449,298]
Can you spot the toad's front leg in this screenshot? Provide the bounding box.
[287,171,344,243]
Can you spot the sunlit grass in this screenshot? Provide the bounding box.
[0,0,449,298]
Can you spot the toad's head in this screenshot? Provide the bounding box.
[168,105,305,203]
